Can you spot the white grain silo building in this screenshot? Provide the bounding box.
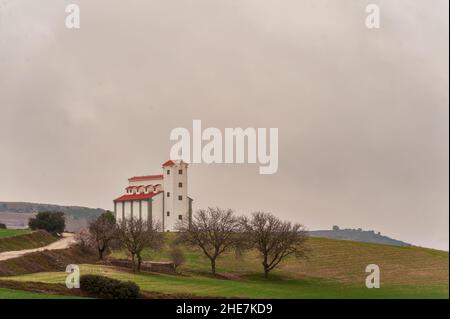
[113,160,193,231]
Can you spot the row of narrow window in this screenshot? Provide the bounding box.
[166,192,183,200]
[165,211,183,220]
[128,183,182,195]
[167,169,183,175]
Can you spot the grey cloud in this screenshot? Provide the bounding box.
[0,0,448,249]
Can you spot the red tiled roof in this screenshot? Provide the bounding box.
[128,174,163,182]
[114,191,162,202]
[162,160,176,167]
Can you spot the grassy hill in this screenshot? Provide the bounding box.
[2,235,447,298]
[0,229,31,239]
[0,230,57,253]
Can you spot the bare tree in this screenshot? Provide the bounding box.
[176,207,244,275]
[88,211,118,260]
[169,244,186,272]
[244,212,309,278]
[75,228,94,253]
[117,218,163,272]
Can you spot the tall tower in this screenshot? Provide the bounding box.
[162,160,189,231]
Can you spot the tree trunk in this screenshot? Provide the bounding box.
[131,254,136,272]
[98,248,104,260]
[137,254,142,272]
[211,258,216,275]
[262,256,269,278]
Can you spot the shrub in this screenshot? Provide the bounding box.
[0,223,6,229]
[28,211,65,236]
[80,275,140,299]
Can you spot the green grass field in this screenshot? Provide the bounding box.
[111,235,449,287]
[2,235,447,299]
[4,263,446,299]
[0,287,82,299]
[0,229,32,239]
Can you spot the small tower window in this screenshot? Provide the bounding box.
[178,169,183,175]
[167,192,170,197]
[167,170,170,174]
[178,182,182,187]
[178,195,182,200]
[166,211,170,217]
[178,215,183,220]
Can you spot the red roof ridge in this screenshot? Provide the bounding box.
[128,174,163,182]
[114,191,163,202]
[162,159,176,167]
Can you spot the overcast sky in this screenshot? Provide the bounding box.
[0,0,448,250]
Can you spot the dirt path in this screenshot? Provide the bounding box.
[0,233,76,261]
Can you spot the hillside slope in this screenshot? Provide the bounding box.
[0,230,57,253]
[112,235,448,287]
[1,236,448,298]
[97,236,450,297]
[288,237,447,286]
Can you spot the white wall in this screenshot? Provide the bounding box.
[141,200,148,221]
[163,162,189,231]
[124,201,132,219]
[131,201,139,219]
[115,202,123,222]
[152,194,163,230]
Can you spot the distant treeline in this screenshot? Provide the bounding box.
[0,202,105,221]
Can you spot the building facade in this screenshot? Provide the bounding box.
[113,160,193,231]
